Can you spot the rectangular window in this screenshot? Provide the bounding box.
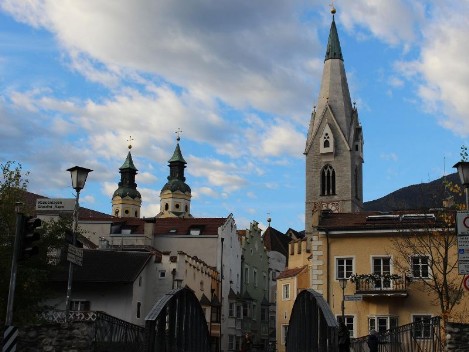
[159,270,166,279]
[136,301,141,319]
[281,325,289,345]
[336,258,353,279]
[253,269,258,287]
[413,315,432,339]
[337,315,355,337]
[69,300,90,311]
[236,304,242,319]
[372,257,391,289]
[228,335,235,350]
[243,303,250,318]
[229,302,235,317]
[369,316,398,334]
[263,272,268,290]
[211,306,220,323]
[244,266,249,284]
[235,336,241,351]
[252,303,257,320]
[412,256,429,278]
[282,283,290,300]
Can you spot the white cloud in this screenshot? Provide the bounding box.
[380,152,398,162]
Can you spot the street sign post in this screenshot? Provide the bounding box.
[67,245,83,267]
[344,294,363,301]
[36,198,75,212]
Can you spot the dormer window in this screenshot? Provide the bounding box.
[320,124,334,154]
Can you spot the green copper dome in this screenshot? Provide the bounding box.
[325,17,343,62]
[120,152,138,171]
[161,179,191,193]
[113,187,141,199]
[168,143,186,164]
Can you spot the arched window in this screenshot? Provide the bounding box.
[320,124,334,154]
[321,164,336,195]
[165,203,169,211]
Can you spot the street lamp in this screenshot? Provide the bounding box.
[453,161,469,209]
[339,278,348,322]
[65,166,92,321]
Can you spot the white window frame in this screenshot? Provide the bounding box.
[229,302,235,317]
[412,314,433,339]
[228,335,235,350]
[336,257,354,279]
[411,255,430,279]
[337,315,355,338]
[282,283,290,300]
[281,324,289,345]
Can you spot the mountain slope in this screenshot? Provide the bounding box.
[363,173,464,212]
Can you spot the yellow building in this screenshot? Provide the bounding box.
[275,238,311,352]
[315,210,469,338]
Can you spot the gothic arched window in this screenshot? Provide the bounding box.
[321,164,336,195]
[320,124,334,154]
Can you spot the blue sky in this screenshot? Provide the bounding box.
[1,1,468,233]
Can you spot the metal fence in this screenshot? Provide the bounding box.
[144,287,210,352]
[41,310,144,352]
[350,317,443,352]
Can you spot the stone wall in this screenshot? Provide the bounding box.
[446,322,469,352]
[17,322,94,352]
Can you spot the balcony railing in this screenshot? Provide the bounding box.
[350,274,409,297]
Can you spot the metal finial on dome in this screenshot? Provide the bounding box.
[267,213,271,227]
[175,128,182,142]
[127,135,134,150]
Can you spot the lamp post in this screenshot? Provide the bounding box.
[65,166,92,321]
[453,161,469,209]
[339,278,348,322]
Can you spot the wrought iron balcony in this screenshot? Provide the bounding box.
[350,274,409,297]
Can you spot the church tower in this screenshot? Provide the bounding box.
[157,135,192,218]
[112,140,142,218]
[305,9,363,234]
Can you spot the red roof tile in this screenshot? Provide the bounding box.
[152,217,227,236]
[277,266,307,280]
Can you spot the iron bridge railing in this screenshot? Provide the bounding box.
[350,316,443,352]
[41,310,144,352]
[144,287,210,352]
[286,289,339,352]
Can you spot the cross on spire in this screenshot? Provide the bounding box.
[175,128,183,142]
[127,135,134,150]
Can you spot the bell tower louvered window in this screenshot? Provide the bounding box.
[321,164,336,195]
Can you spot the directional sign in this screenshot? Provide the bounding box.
[459,261,469,275]
[36,198,75,212]
[67,244,83,266]
[344,294,363,301]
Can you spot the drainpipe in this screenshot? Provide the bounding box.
[220,237,224,352]
[326,230,330,304]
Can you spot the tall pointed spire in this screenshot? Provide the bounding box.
[325,16,343,61]
[304,8,364,224]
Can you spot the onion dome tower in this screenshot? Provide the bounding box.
[112,138,142,218]
[157,133,192,218]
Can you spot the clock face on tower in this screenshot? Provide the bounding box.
[313,201,340,213]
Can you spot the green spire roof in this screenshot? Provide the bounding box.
[120,151,138,171]
[325,16,343,62]
[168,143,186,164]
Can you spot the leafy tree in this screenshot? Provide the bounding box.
[0,161,72,326]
